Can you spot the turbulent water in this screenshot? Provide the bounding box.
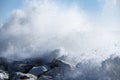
[0,0,120,80]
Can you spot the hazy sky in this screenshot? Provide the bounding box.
[0,0,24,23]
[0,0,100,23]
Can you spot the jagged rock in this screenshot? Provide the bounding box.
[0,56,72,80]
[46,48,68,62]
[51,59,71,68]
[45,67,64,77]
[12,72,37,80]
[38,75,53,80]
[8,61,34,73]
[0,70,9,80]
[8,61,25,72]
[29,65,50,76]
[45,59,71,77]
[15,64,34,73]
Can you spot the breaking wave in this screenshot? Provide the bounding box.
[0,0,120,80]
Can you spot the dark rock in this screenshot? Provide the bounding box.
[46,48,68,63]
[38,75,53,80]
[17,64,34,73]
[45,67,70,77]
[8,61,26,72]
[8,61,34,73]
[45,59,71,77]
[0,55,72,80]
[51,59,71,69]
[29,65,50,76]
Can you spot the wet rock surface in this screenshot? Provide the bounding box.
[0,56,72,80]
[0,56,120,80]
[29,65,50,76]
[38,75,53,80]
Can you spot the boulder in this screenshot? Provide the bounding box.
[45,59,71,77]
[45,67,70,77]
[38,75,53,80]
[12,72,37,80]
[8,61,34,73]
[29,65,50,76]
[51,59,71,69]
[8,61,25,72]
[15,64,34,73]
[46,48,68,62]
[0,70,9,80]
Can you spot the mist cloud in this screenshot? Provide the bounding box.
[0,0,120,63]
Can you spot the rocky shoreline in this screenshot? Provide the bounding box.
[0,56,72,80]
[1,55,120,80]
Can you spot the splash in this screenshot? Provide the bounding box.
[0,0,120,64]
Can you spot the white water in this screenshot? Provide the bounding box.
[0,0,120,79]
